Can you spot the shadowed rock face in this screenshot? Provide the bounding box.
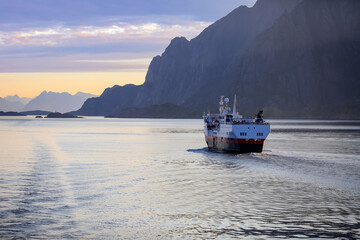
[75,0,360,119]
[225,0,360,118]
[74,84,141,116]
[135,0,302,107]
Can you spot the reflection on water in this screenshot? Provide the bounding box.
[0,117,359,238]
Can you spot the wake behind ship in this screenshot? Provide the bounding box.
[203,96,270,153]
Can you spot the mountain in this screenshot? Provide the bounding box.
[0,97,24,112]
[23,91,97,113]
[5,94,32,105]
[0,94,32,112]
[222,0,360,118]
[74,0,302,116]
[74,92,98,99]
[20,110,51,115]
[75,0,360,119]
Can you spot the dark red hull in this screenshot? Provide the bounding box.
[205,136,265,153]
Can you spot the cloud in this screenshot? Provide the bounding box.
[0,0,257,73]
[0,20,210,47]
[0,0,257,26]
[74,58,152,64]
[0,51,157,73]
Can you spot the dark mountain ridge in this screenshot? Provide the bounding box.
[75,0,360,119]
[225,0,360,118]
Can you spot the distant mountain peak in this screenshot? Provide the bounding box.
[39,90,48,96]
[5,94,20,101]
[170,36,188,44]
[74,92,97,99]
[163,36,190,57]
[23,90,98,113]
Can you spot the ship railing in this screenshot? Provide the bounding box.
[232,120,269,125]
[204,115,269,125]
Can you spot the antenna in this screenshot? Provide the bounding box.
[219,96,224,114]
[232,94,237,116]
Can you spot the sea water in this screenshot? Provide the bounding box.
[0,117,359,239]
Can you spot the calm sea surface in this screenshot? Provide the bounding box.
[0,117,359,239]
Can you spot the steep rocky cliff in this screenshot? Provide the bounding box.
[75,0,360,119]
[226,0,360,118]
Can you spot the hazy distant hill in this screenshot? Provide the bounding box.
[5,94,32,105]
[75,0,360,119]
[20,110,51,115]
[23,91,97,113]
[74,92,98,99]
[0,97,24,112]
[0,111,25,116]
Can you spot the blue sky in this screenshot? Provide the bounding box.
[0,0,257,97]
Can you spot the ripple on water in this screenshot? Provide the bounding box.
[0,119,359,239]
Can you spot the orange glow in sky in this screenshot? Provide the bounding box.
[0,0,256,99]
[0,72,146,98]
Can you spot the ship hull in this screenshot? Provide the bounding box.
[205,136,264,153]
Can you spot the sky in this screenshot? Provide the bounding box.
[0,0,257,98]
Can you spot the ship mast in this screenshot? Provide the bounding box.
[232,94,237,116]
[219,96,224,114]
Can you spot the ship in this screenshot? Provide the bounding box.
[203,96,270,153]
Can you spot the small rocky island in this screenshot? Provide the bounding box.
[45,112,82,118]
